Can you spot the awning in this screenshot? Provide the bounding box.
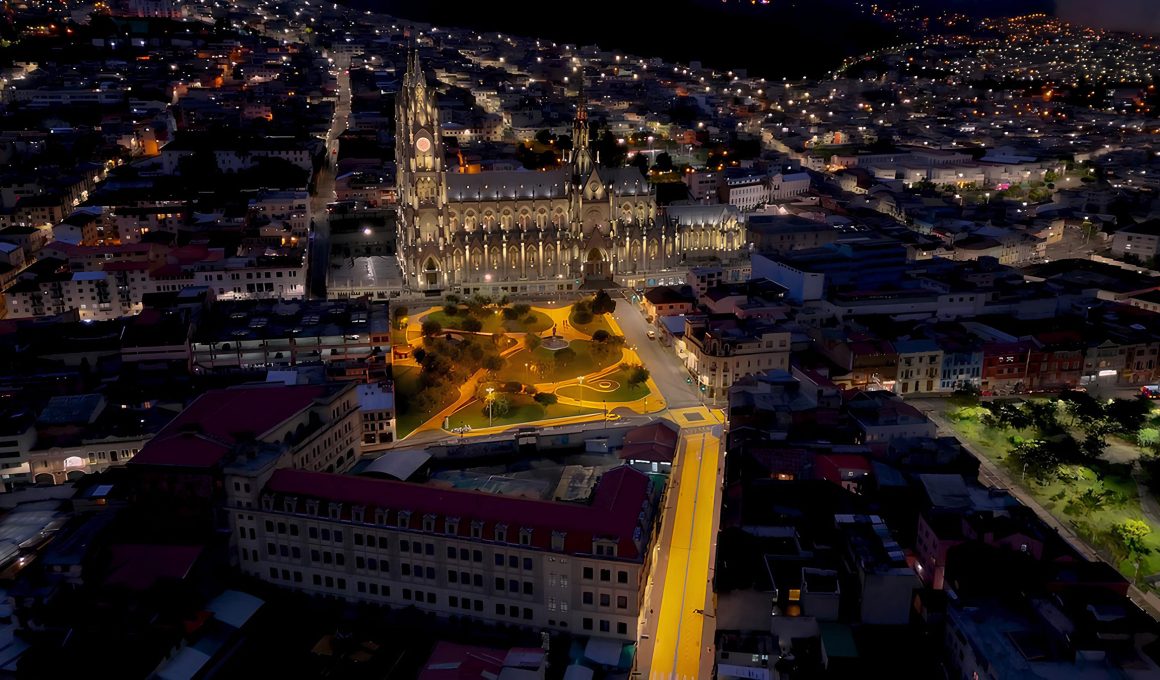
[563,665,595,680]
[583,637,622,666]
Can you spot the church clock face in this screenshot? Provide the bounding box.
[415,137,431,153]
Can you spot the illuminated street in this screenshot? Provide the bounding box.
[648,409,724,680]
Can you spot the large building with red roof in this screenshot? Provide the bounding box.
[226,461,660,641]
[129,382,360,524]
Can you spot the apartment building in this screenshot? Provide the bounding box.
[893,339,944,395]
[226,464,658,641]
[129,383,361,523]
[683,314,791,399]
[4,248,307,321]
[249,190,311,237]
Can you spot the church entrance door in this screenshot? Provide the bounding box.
[423,258,441,290]
[584,249,607,280]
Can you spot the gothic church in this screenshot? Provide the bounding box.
[395,50,745,295]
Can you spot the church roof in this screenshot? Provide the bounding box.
[665,203,741,225]
[446,170,570,201]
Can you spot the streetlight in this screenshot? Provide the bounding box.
[486,387,495,427]
[577,376,585,406]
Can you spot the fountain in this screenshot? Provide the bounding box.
[541,335,570,351]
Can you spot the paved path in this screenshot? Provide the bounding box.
[398,305,669,439]
[646,408,725,680]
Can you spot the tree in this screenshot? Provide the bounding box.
[535,129,554,146]
[1009,439,1063,483]
[392,305,408,328]
[443,303,459,316]
[592,329,610,343]
[630,153,649,175]
[524,332,541,352]
[627,364,650,387]
[421,319,442,337]
[1105,397,1152,434]
[653,152,673,173]
[591,289,616,315]
[461,316,483,333]
[482,354,505,373]
[511,303,531,317]
[534,392,558,407]
[486,393,512,419]
[1023,400,1062,435]
[1112,519,1153,582]
[502,306,521,320]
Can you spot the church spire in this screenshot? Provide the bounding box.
[571,64,592,177]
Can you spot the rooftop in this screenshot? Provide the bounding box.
[264,464,655,560]
[129,384,331,468]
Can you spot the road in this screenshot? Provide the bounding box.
[646,418,724,680]
[308,56,352,298]
[614,299,702,410]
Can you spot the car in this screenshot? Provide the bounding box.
[646,330,656,340]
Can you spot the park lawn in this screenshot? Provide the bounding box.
[497,340,623,385]
[570,312,612,338]
[502,310,553,333]
[450,394,598,430]
[424,308,553,335]
[946,408,1160,583]
[554,366,650,402]
[393,365,456,438]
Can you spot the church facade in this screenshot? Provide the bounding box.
[395,51,746,296]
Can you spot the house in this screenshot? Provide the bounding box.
[643,285,696,321]
[1110,219,1160,262]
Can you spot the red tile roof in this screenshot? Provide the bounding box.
[130,384,328,468]
[619,421,679,463]
[265,465,654,560]
[419,641,506,680]
[103,543,204,591]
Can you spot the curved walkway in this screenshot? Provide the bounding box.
[399,305,665,439]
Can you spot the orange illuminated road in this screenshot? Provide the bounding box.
[650,424,722,680]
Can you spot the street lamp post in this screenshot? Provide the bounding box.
[577,376,585,407]
[486,387,495,428]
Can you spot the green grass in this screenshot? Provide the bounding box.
[424,308,553,335]
[393,365,456,438]
[449,394,599,430]
[569,312,612,338]
[496,340,623,385]
[946,408,1160,583]
[554,366,650,402]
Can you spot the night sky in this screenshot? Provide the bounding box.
[1056,0,1160,34]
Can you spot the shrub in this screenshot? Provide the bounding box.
[502,307,520,320]
[592,329,611,343]
[501,381,523,393]
[421,319,442,337]
[512,303,531,317]
[443,304,459,316]
[572,309,593,325]
[461,316,483,333]
[534,392,558,406]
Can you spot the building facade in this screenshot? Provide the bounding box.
[227,465,658,641]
